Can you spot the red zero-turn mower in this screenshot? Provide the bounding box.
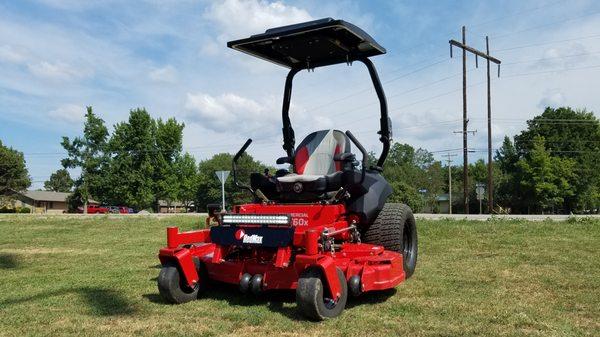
[157,18,418,320]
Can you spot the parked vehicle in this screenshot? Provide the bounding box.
[107,206,120,214]
[77,205,109,214]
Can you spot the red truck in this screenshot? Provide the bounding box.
[77,205,109,214]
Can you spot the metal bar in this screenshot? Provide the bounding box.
[486,36,494,214]
[462,26,469,215]
[324,225,356,237]
[357,57,391,168]
[282,68,301,158]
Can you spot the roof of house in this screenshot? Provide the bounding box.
[14,190,98,204]
[22,190,70,202]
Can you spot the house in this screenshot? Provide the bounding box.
[157,200,193,213]
[3,190,99,214]
[10,190,71,214]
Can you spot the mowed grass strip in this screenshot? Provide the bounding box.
[0,215,598,337]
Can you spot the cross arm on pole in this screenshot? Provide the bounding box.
[449,40,501,64]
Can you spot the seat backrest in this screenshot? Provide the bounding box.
[294,130,351,175]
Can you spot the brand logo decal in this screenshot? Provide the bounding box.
[234,229,263,244]
[234,229,245,240]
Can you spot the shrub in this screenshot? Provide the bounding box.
[0,207,16,213]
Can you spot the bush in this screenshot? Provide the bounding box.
[0,207,16,213]
[18,207,31,214]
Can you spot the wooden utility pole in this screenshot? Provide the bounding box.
[443,153,458,214]
[449,27,501,214]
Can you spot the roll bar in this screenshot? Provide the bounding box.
[280,57,391,168]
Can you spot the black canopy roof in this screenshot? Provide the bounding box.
[227,18,386,69]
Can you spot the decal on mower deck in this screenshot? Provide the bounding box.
[211,226,294,247]
[290,213,309,226]
[234,229,263,244]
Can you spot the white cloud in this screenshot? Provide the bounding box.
[149,65,177,83]
[204,0,313,41]
[532,43,593,70]
[48,104,86,123]
[27,61,91,81]
[0,45,27,64]
[538,89,566,109]
[184,92,280,135]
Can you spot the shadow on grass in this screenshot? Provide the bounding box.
[144,281,397,320]
[346,288,397,308]
[79,287,136,316]
[0,253,19,269]
[1,287,136,316]
[144,282,302,320]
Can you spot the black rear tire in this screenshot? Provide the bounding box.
[157,261,203,304]
[296,267,348,320]
[362,203,418,279]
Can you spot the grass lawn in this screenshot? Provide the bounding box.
[0,215,598,337]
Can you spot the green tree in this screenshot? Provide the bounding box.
[196,153,267,211]
[44,168,73,192]
[494,136,522,212]
[517,136,576,213]
[107,108,158,210]
[61,107,109,212]
[175,153,199,210]
[154,118,185,209]
[514,107,600,212]
[0,140,31,194]
[381,143,444,212]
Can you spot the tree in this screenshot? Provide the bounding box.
[44,169,73,192]
[514,107,600,212]
[381,143,444,212]
[0,140,31,194]
[517,136,576,213]
[61,107,109,213]
[154,118,185,209]
[107,108,159,210]
[196,153,268,211]
[175,153,198,210]
[494,136,521,211]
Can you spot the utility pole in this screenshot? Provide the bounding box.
[449,27,501,214]
[443,153,458,214]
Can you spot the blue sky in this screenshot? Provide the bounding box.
[1,0,599,189]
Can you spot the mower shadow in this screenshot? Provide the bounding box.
[144,280,398,320]
[0,253,19,269]
[1,286,136,317]
[144,282,303,320]
[346,288,397,308]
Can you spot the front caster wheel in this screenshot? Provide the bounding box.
[296,267,348,320]
[157,261,203,304]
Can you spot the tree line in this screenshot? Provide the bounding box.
[1,106,598,214]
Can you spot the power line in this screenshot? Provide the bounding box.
[492,9,600,39]
[494,34,600,53]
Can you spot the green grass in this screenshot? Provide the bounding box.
[0,216,598,337]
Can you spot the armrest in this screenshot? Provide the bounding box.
[276,156,293,165]
[334,153,355,162]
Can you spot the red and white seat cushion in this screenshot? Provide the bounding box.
[277,130,350,183]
